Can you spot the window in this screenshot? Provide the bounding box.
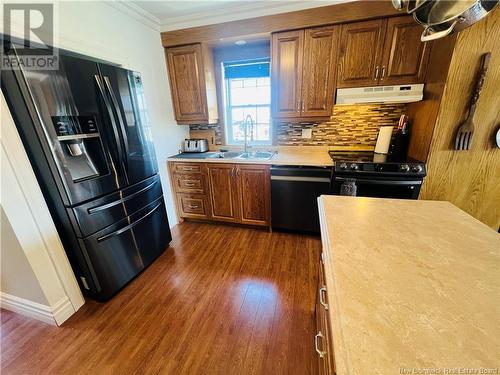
[223,58,271,145]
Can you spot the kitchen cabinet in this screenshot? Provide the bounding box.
[207,164,239,222]
[337,16,430,88]
[302,27,341,117]
[271,30,304,119]
[168,162,211,220]
[272,25,340,120]
[315,255,336,375]
[168,161,270,227]
[236,164,270,226]
[165,43,218,125]
[380,16,431,85]
[337,19,385,88]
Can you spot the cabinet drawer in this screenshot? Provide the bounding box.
[171,162,204,174]
[177,194,209,218]
[173,173,207,194]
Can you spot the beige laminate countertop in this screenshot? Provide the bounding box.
[318,196,500,375]
[167,147,337,166]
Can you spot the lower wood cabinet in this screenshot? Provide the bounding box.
[315,254,336,374]
[207,164,239,222]
[168,161,270,227]
[236,164,270,226]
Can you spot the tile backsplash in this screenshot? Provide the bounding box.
[189,124,224,145]
[190,104,407,147]
[276,104,407,147]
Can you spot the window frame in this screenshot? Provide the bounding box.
[222,61,272,146]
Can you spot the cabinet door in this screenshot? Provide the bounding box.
[379,16,431,85]
[337,19,386,88]
[236,165,270,226]
[165,44,208,124]
[207,164,239,222]
[302,26,340,117]
[272,30,304,118]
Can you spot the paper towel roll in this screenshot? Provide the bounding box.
[374,126,393,155]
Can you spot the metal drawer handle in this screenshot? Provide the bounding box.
[374,65,380,80]
[315,332,326,358]
[319,287,329,310]
[188,204,199,209]
[96,200,162,242]
[380,65,386,80]
[88,179,158,214]
[184,182,196,186]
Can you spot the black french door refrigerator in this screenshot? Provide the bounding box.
[2,43,172,301]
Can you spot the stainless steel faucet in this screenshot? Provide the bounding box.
[243,114,254,155]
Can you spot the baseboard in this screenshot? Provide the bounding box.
[51,296,75,325]
[0,292,75,326]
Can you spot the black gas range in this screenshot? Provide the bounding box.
[329,151,426,199]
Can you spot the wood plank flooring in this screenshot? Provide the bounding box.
[1,222,321,374]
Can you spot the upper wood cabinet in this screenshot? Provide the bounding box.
[165,43,218,125]
[337,19,385,88]
[271,30,304,119]
[380,16,431,85]
[272,25,340,120]
[302,27,341,117]
[337,16,430,88]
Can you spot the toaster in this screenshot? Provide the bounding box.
[184,139,209,153]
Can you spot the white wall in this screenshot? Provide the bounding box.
[1,91,84,325]
[1,208,48,305]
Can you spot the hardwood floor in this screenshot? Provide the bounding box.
[1,222,321,374]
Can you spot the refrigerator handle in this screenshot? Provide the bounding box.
[94,75,127,180]
[103,76,129,173]
[96,200,163,242]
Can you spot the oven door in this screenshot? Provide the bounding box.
[332,176,423,199]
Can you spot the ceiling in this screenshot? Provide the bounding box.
[131,0,349,31]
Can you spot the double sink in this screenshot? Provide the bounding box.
[171,151,276,161]
[207,151,275,160]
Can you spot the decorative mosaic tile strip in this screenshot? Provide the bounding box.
[275,104,407,146]
[190,104,407,146]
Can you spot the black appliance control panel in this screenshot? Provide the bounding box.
[335,162,426,177]
[52,115,99,137]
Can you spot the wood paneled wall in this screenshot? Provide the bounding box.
[419,10,500,230]
[407,36,456,162]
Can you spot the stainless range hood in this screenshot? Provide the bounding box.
[336,84,424,104]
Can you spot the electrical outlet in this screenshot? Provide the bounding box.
[301,128,313,139]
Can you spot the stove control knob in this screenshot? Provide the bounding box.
[400,164,410,172]
[411,165,423,173]
[350,163,359,170]
[339,162,348,170]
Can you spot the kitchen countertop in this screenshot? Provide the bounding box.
[318,196,500,375]
[168,146,371,167]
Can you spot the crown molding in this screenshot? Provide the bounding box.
[160,0,351,32]
[106,1,160,32]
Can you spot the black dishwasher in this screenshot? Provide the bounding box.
[271,165,332,233]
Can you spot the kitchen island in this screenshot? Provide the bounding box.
[316,196,500,375]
